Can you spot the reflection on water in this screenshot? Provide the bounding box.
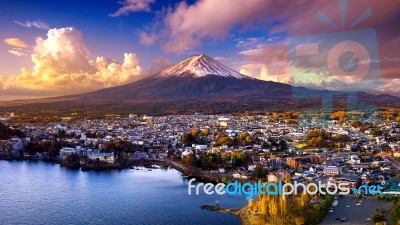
[0,161,245,225]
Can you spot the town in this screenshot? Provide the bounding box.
[1,110,400,223]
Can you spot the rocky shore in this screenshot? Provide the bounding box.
[200,204,243,215]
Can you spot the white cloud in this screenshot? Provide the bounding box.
[139,31,157,46]
[380,78,400,96]
[109,0,155,17]
[159,0,270,53]
[239,48,265,57]
[14,20,49,30]
[8,49,28,57]
[0,27,142,96]
[240,63,290,84]
[144,56,173,76]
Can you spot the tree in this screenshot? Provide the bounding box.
[202,128,210,136]
[248,199,254,211]
[350,120,362,127]
[390,203,400,225]
[339,116,347,124]
[66,153,80,164]
[102,142,115,153]
[371,209,386,223]
[191,129,200,137]
[254,165,267,178]
[245,135,252,143]
[300,193,310,209]
[269,197,278,223]
[373,111,380,119]
[332,111,346,121]
[215,134,232,145]
[230,151,247,167]
[182,133,195,144]
[260,194,269,216]
[278,139,287,151]
[279,197,287,219]
[0,122,25,140]
[294,216,305,225]
[284,172,292,184]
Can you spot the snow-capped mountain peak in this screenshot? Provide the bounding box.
[157,54,246,79]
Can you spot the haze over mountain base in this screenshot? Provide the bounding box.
[0,55,399,114]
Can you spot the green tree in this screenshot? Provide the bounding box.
[182,133,195,144]
[390,203,400,225]
[371,209,387,223]
[254,165,267,178]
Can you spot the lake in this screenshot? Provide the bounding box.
[0,160,246,225]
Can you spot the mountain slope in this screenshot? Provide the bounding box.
[0,54,399,114]
[70,55,295,103]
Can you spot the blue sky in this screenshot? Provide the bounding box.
[0,0,286,75]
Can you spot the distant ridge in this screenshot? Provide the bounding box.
[0,54,399,114]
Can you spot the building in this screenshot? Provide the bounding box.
[350,155,360,164]
[287,156,319,168]
[232,172,253,179]
[133,151,148,159]
[267,171,285,182]
[323,166,341,176]
[87,150,115,164]
[335,174,360,189]
[192,144,207,151]
[59,147,77,159]
[128,114,138,119]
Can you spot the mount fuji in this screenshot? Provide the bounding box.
[157,54,246,79]
[1,54,399,114]
[72,54,293,100]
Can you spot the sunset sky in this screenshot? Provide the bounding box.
[1,0,399,100]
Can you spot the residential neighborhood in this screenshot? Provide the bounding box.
[0,111,399,193]
[1,110,400,224]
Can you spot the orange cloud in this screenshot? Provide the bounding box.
[4,38,28,48]
[1,27,143,96]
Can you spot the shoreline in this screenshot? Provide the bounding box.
[0,156,226,184]
[0,159,245,225]
[1,157,249,224]
[200,204,250,225]
[0,156,168,171]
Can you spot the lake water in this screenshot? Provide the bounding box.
[0,161,246,225]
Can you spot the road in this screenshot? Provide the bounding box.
[320,195,390,225]
[170,160,188,171]
[385,156,400,170]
